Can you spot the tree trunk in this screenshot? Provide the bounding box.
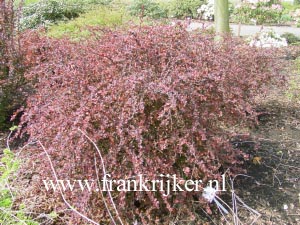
[214,0,230,36]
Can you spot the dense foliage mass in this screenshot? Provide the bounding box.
[18,25,284,223]
[0,1,29,129]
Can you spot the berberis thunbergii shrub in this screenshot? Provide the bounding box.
[0,0,30,130]
[19,25,284,224]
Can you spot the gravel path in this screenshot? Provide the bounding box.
[231,23,300,36]
[187,21,300,36]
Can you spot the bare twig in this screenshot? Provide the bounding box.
[78,128,124,225]
[38,141,100,225]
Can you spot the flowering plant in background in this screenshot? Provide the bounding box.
[291,9,300,27]
[232,0,283,25]
[249,30,288,48]
[197,0,214,21]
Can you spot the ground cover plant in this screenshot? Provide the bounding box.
[0,127,39,225]
[14,23,285,224]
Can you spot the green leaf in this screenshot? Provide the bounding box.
[9,126,18,131]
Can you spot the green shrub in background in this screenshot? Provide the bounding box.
[281,32,300,45]
[280,13,293,23]
[128,0,167,19]
[21,0,83,29]
[20,0,113,29]
[232,0,283,25]
[168,0,204,18]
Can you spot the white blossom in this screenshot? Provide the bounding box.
[249,30,288,48]
[197,0,214,21]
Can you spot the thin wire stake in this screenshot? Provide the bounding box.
[94,155,117,225]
